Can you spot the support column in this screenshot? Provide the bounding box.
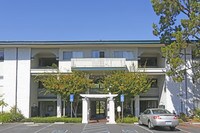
[135,95,140,117]
[107,97,116,124]
[82,98,89,123]
[57,95,62,117]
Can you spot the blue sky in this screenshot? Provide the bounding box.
[0,0,159,41]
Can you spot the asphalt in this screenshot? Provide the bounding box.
[0,122,200,133]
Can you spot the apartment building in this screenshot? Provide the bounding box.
[0,40,198,123]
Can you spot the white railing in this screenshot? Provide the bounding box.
[71,58,126,68]
[137,68,166,73]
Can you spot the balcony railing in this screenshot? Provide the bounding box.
[71,58,126,68]
[137,68,166,74]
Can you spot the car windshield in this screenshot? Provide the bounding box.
[152,109,171,114]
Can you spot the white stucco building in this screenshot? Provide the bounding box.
[0,40,199,123]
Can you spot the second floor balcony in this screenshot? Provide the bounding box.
[71,58,127,71]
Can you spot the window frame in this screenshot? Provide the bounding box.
[0,50,4,61]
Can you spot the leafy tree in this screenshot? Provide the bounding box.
[0,95,8,113]
[103,71,153,98]
[151,0,200,82]
[35,70,93,117]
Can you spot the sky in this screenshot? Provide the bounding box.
[0,0,160,41]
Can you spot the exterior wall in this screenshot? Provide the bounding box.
[3,48,17,112]
[17,48,31,118]
[0,41,198,118]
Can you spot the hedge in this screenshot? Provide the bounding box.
[21,117,82,123]
[116,117,138,123]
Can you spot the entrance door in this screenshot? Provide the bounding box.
[90,100,106,122]
[140,100,158,113]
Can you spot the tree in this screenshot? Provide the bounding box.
[35,70,93,117]
[0,94,8,113]
[151,0,200,82]
[103,71,153,98]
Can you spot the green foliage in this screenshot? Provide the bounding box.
[194,109,200,118]
[151,0,200,82]
[179,112,189,122]
[116,116,138,123]
[21,117,81,123]
[34,70,93,117]
[103,71,152,97]
[0,94,8,108]
[0,107,24,123]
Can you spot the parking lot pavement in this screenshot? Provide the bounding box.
[0,123,200,133]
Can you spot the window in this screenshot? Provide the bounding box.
[63,51,83,60]
[0,50,4,61]
[138,57,157,67]
[114,51,134,60]
[63,51,72,60]
[0,76,3,79]
[151,79,158,88]
[39,58,58,67]
[38,81,44,88]
[92,51,105,58]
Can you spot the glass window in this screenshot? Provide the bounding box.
[39,58,58,67]
[114,51,134,60]
[73,51,83,58]
[92,51,104,58]
[63,51,83,60]
[114,51,123,58]
[0,50,4,61]
[63,51,72,60]
[139,57,157,67]
[151,79,158,88]
[152,109,171,114]
[0,76,3,79]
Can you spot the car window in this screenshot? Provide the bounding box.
[143,110,149,114]
[143,110,151,114]
[152,109,171,114]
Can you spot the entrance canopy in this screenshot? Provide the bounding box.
[80,93,118,124]
[80,94,118,99]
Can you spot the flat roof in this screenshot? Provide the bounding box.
[0,40,162,45]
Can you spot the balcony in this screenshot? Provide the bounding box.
[71,58,127,71]
[137,68,166,75]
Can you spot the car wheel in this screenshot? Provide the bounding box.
[148,121,154,129]
[170,127,175,131]
[138,118,143,125]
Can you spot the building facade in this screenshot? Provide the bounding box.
[0,40,199,120]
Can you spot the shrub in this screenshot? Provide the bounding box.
[194,109,200,118]
[179,113,189,122]
[116,116,138,123]
[0,112,24,123]
[0,106,24,123]
[21,117,82,123]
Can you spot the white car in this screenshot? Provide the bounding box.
[138,108,179,130]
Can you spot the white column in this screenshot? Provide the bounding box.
[107,97,116,124]
[82,98,89,123]
[135,95,140,117]
[57,95,62,117]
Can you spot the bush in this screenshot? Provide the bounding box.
[116,116,138,123]
[194,109,200,118]
[179,113,189,122]
[0,112,24,123]
[21,117,82,123]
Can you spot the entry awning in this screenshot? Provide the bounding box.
[80,94,118,98]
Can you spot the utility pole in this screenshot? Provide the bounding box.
[184,48,188,116]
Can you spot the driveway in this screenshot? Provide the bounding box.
[0,123,199,133]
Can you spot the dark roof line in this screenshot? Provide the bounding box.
[0,40,162,45]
